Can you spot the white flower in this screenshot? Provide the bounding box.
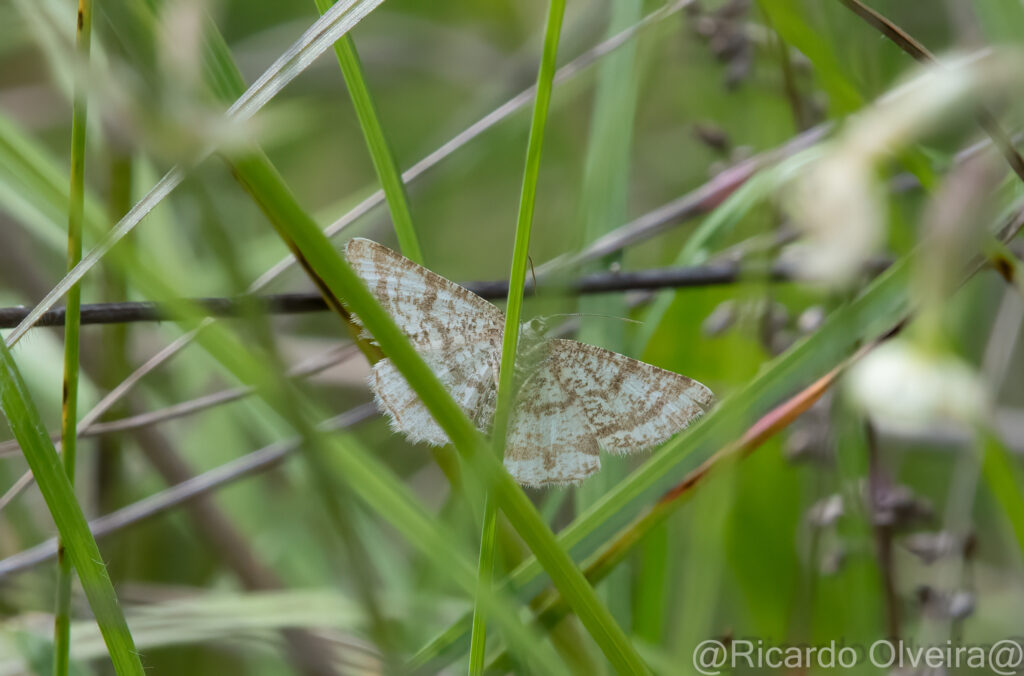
[783,50,1023,287]
[847,340,988,433]
[785,153,883,285]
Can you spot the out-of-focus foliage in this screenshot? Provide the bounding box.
[0,0,1023,673]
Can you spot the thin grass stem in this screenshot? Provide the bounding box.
[54,1,92,672]
[0,347,143,676]
[471,0,567,670]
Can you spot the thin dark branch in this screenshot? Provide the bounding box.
[33,98,1000,456]
[0,293,329,329]
[836,0,929,57]
[2,214,1022,581]
[866,421,902,639]
[0,258,894,330]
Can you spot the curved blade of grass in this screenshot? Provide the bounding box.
[980,429,1024,554]
[0,341,143,675]
[226,122,650,674]
[4,0,387,347]
[411,352,855,670]
[174,155,560,672]
[59,224,566,674]
[0,0,693,449]
[54,0,92,672]
[754,0,862,114]
[0,91,561,672]
[472,0,565,670]
[0,94,616,672]
[410,203,1024,665]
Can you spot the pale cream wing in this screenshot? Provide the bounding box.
[504,356,602,487]
[542,339,713,454]
[344,238,505,350]
[369,340,500,447]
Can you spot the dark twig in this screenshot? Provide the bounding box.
[768,14,811,130]
[25,99,998,478]
[0,258,894,330]
[865,421,902,639]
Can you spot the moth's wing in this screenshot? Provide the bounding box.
[544,339,713,454]
[504,354,601,487]
[345,238,505,350]
[370,339,500,446]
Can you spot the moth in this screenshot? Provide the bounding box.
[345,238,713,487]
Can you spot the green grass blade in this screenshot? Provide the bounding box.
[410,222,929,667]
[755,0,862,114]
[492,0,567,436]
[225,118,650,673]
[54,1,92,672]
[468,492,498,674]
[472,0,565,669]
[220,151,562,671]
[317,21,424,263]
[0,341,143,675]
[0,111,106,250]
[980,429,1024,554]
[0,82,562,671]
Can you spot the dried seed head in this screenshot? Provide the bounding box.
[702,300,738,337]
[807,494,844,528]
[916,586,976,621]
[867,481,934,529]
[902,531,972,564]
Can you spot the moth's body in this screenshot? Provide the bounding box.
[346,238,713,487]
[511,317,556,387]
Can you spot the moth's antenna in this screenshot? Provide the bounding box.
[544,312,642,325]
[527,255,538,292]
